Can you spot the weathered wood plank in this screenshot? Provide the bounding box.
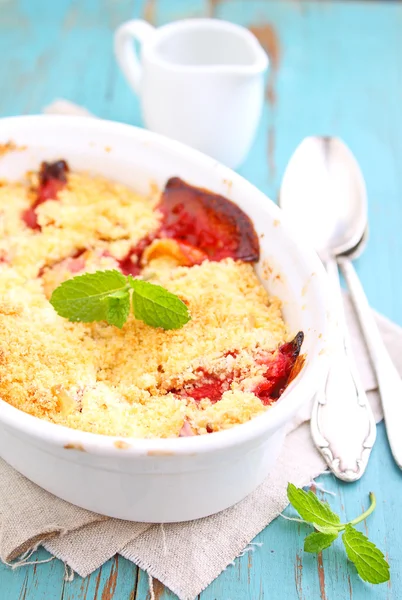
[61,556,138,600]
[0,0,402,599]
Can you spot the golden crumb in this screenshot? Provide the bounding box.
[114,440,131,450]
[0,140,27,158]
[0,169,290,439]
[64,443,86,452]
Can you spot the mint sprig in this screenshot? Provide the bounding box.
[50,270,191,330]
[287,483,390,585]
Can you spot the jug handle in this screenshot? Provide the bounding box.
[114,20,156,94]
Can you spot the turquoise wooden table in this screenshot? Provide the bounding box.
[1,0,402,598]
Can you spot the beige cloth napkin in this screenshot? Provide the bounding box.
[0,102,400,599]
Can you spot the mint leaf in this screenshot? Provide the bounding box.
[50,270,128,323]
[304,531,338,553]
[105,291,131,328]
[50,269,191,330]
[343,526,390,584]
[313,524,339,535]
[287,483,341,529]
[129,278,190,330]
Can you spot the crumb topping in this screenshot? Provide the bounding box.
[0,164,299,438]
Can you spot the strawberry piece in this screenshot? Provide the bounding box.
[22,160,69,230]
[22,207,40,230]
[172,369,234,404]
[117,178,260,274]
[183,377,232,403]
[117,234,156,276]
[159,177,260,263]
[61,255,86,273]
[254,332,304,405]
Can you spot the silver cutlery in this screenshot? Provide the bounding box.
[280,137,376,481]
[336,165,402,470]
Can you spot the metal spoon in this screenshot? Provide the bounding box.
[280,137,376,481]
[338,213,402,470]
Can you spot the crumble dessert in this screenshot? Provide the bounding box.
[0,160,303,438]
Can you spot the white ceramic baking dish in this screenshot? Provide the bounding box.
[0,115,330,522]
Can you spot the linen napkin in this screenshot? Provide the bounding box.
[0,101,400,599]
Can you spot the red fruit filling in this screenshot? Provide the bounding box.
[117,234,157,276]
[159,177,260,263]
[116,177,260,274]
[22,160,69,230]
[171,332,304,406]
[37,249,86,280]
[171,369,234,404]
[60,253,86,274]
[254,332,304,404]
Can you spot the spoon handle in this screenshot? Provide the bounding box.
[310,257,377,481]
[340,257,402,469]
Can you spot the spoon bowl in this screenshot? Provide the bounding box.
[280,137,368,260]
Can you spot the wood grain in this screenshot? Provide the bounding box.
[0,0,402,598]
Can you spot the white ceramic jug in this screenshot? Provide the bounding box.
[114,18,268,169]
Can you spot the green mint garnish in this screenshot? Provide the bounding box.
[287,482,341,529]
[342,524,390,584]
[49,270,127,323]
[304,530,338,553]
[104,290,131,329]
[128,277,190,330]
[50,270,191,330]
[287,484,390,585]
